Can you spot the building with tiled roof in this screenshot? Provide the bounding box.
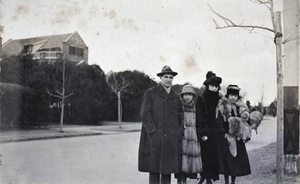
[2,31,88,63]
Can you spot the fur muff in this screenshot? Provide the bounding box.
[226,117,252,157]
[249,111,263,134]
[228,117,252,142]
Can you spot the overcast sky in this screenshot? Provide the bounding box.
[1,0,284,105]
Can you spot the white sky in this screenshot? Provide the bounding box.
[0,0,285,105]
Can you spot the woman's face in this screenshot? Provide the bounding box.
[183,93,193,103]
[208,84,219,92]
[228,94,238,103]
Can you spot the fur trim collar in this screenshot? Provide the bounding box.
[216,97,249,121]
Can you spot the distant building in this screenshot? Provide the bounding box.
[2,31,88,64]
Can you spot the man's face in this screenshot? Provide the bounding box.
[160,74,174,88]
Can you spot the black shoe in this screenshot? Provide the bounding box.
[198,177,205,184]
[206,179,212,184]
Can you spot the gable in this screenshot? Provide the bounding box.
[66,32,87,48]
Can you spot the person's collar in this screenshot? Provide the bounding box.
[159,83,172,94]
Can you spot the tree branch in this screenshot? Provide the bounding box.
[46,87,62,99]
[65,89,76,98]
[208,3,275,33]
[282,33,299,44]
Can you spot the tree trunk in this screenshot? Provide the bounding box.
[275,12,284,184]
[59,59,66,132]
[60,99,64,132]
[118,91,121,128]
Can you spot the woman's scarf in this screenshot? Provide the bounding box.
[181,99,195,113]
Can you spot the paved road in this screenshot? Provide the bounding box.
[0,117,276,184]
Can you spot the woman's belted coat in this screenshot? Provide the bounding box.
[138,84,184,174]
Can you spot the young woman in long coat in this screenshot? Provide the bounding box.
[196,71,222,184]
[176,85,202,184]
[216,84,251,184]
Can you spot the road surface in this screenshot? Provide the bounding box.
[0,117,276,184]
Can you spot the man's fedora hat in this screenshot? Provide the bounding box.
[157,65,178,77]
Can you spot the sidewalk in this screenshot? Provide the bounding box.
[0,122,142,143]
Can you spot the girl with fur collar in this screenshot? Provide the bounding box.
[176,85,202,184]
[216,85,251,184]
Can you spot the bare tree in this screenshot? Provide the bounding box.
[106,71,132,128]
[209,1,284,183]
[47,59,76,132]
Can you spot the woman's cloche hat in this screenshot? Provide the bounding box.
[157,65,178,77]
[179,85,196,96]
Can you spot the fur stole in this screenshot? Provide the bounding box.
[216,97,249,121]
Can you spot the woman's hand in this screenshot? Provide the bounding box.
[201,136,208,141]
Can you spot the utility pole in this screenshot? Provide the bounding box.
[283,0,300,174]
[0,26,3,59]
[275,12,284,184]
[0,26,3,128]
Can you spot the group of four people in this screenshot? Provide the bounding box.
[138,66,251,184]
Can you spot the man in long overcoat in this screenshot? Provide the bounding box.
[138,66,184,184]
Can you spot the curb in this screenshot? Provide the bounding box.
[0,129,141,144]
[0,132,104,143]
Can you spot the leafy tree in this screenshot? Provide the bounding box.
[268,99,277,117]
[0,56,23,84]
[69,64,112,124]
[20,56,51,127]
[120,70,157,122]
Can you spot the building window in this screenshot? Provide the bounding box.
[69,46,76,55]
[77,48,84,57]
[23,45,32,54]
[50,47,61,51]
[69,46,84,57]
[40,52,46,58]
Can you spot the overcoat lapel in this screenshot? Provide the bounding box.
[158,84,176,100]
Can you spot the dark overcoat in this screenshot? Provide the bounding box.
[138,84,184,174]
[195,89,221,181]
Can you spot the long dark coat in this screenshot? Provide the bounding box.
[216,99,251,177]
[195,89,221,181]
[138,84,184,174]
